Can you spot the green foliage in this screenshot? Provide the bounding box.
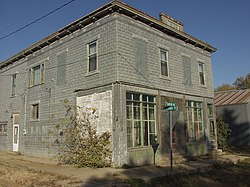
[216,72,250,91]
[55,101,112,168]
[216,116,231,151]
[215,84,235,92]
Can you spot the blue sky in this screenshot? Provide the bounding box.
[0,0,249,88]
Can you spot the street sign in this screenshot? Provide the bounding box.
[165,102,176,107]
[164,102,178,111]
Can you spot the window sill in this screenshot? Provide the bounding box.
[28,83,44,89]
[10,95,16,98]
[85,70,100,77]
[159,75,171,81]
[199,84,207,88]
[30,119,39,122]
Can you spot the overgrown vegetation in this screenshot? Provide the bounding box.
[216,115,231,151]
[55,99,112,168]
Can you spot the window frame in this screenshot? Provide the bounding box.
[0,122,7,136]
[11,74,17,96]
[160,49,169,77]
[31,103,39,121]
[198,62,205,86]
[87,41,98,73]
[29,64,45,87]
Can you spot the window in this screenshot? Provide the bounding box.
[198,63,205,85]
[0,122,7,135]
[186,101,204,141]
[29,64,45,87]
[182,56,192,85]
[88,41,97,72]
[31,104,39,120]
[11,74,16,96]
[207,104,213,117]
[160,49,169,77]
[126,93,157,147]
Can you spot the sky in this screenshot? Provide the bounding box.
[0,0,249,88]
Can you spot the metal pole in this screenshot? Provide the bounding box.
[170,110,173,177]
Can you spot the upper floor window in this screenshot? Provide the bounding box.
[160,49,169,77]
[198,62,205,85]
[88,41,97,72]
[11,74,17,96]
[29,64,45,87]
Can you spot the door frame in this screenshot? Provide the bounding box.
[13,113,20,152]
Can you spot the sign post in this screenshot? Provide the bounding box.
[164,102,178,177]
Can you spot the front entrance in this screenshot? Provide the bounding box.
[13,113,20,152]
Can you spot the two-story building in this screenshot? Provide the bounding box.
[0,0,217,167]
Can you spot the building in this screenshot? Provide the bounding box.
[215,89,250,146]
[0,0,217,167]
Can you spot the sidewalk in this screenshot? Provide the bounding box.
[0,151,249,187]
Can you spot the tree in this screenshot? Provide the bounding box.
[216,72,250,91]
[216,115,231,151]
[215,84,235,92]
[54,99,112,168]
[233,73,250,90]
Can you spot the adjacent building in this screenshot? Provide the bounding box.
[215,89,250,146]
[0,0,217,167]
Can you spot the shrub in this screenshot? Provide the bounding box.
[216,115,231,151]
[55,100,112,168]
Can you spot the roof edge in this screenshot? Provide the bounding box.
[0,0,216,69]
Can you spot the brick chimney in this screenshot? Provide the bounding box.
[159,13,184,32]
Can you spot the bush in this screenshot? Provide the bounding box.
[216,116,231,151]
[55,100,112,168]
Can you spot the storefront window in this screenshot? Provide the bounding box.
[126,93,157,147]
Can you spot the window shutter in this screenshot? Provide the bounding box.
[134,38,148,78]
[57,52,67,85]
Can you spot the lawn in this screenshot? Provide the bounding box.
[131,158,250,187]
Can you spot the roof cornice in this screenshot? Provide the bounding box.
[0,0,216,69]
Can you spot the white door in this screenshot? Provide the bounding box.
[13,113,20,152]
[13,125,19,152]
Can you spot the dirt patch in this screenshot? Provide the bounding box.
[0,162,82,187]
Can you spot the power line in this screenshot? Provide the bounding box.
[0,0,77,42]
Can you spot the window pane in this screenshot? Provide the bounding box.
[89,43,96,55]
[127,105,132,119]
[144,121,148,146]
[33,66,41,85]
[160,50,167,61]
[89,55,97,71]
[149,108,155,120]
[133,94,140,101]
[134,121,141,146]
[133,106,140,120]
[126,93,132,100]
[127,120,133,147]
[161,62,168,76]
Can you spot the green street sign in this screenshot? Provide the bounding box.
[164,106,178,111]
[165,102,176,107]
[164,102,178,111]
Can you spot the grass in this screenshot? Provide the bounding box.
[147,158,250,187]
[0,162,81,187]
